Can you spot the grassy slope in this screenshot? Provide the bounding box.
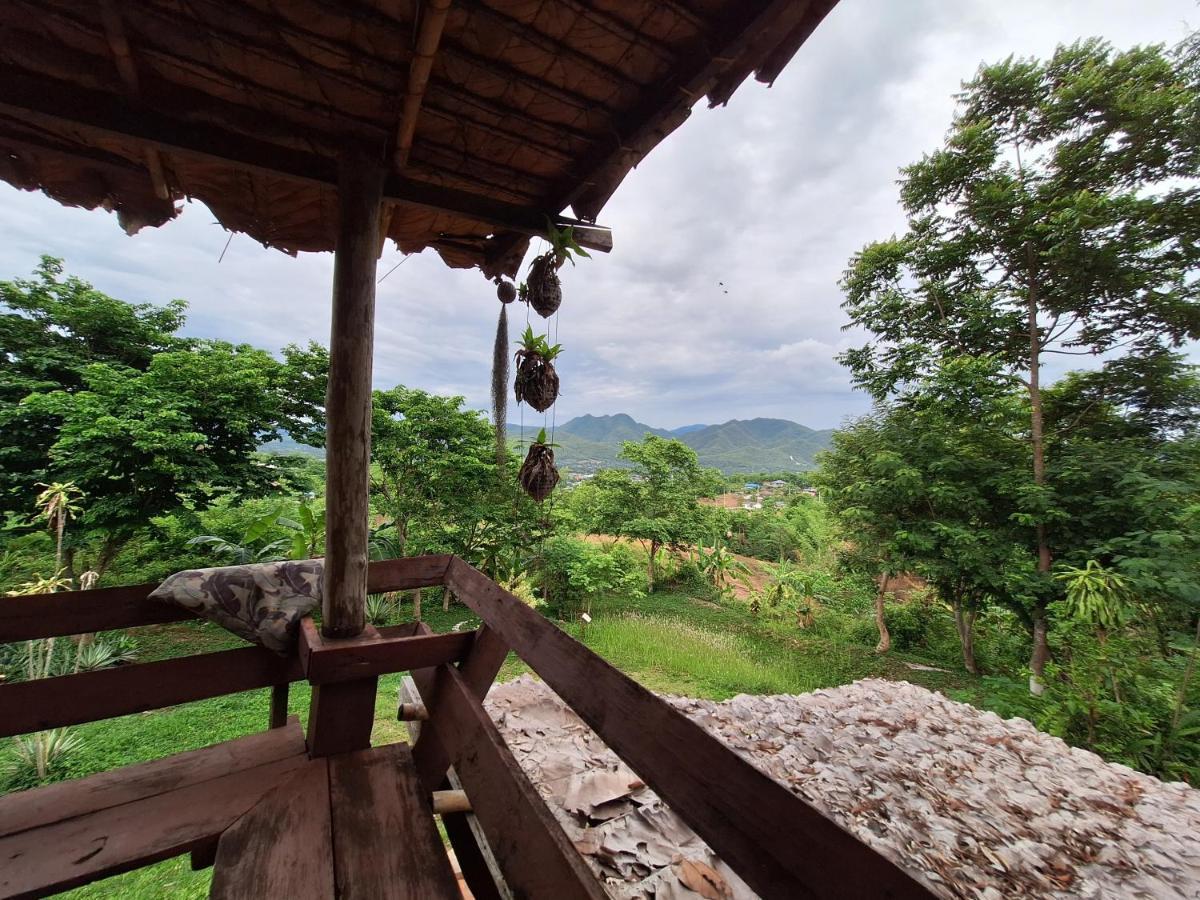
[32,588,966,899]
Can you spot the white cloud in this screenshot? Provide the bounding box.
[1,0,1195,429]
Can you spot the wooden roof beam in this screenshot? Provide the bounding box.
[97,0,170,201]
[0,66,611,254]
[394,0,452,169]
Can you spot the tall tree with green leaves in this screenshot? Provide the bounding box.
[0,257,187,514]
[840,40,1200,685]
[586,435,721,591]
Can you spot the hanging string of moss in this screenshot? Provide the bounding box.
[491,279,515,470]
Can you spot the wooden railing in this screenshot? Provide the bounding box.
[0,555,936,899]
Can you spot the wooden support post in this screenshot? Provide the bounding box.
[308,148,385,758]
[322,149,385,639]
[269,683,289,729]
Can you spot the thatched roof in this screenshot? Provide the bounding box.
[0,0,838,277]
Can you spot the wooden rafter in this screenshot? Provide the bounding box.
[0,66,611,253]
[97,0,170,201]
[395,0,452,169]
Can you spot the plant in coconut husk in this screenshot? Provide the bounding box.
[519,428,560,502]
[525,221,590,318]
[513,325,562,413]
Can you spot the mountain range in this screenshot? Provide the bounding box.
[263,413,835,475]
[509,413,833,474]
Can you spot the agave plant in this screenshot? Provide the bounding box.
[519,428,560,502]
[513,326,562,412]
[2,727,83,783]
[75,637,139,672]
[365,592,399,626]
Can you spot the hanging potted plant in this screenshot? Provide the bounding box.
[519,428,560,502]
[513,325,562,412]
[525,222,590,318]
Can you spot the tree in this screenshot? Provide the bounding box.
[0,257,187,514]
[585,436,721,591]
[1,259,328,575]
[370,387,497,558]
[818,359,1035,673]
[20,340,322,576]
[33,481,82,576]
[840,41,1200,686]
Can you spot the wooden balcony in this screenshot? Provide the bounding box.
[0,555,934,899]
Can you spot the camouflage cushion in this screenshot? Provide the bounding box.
[149,560,323,654]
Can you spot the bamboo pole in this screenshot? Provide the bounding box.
[322,149,385,638]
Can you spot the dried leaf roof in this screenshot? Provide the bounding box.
[0,0,838,277]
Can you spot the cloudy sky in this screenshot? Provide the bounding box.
[1,0,1196,430]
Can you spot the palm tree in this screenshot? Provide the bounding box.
[34,482,83,578]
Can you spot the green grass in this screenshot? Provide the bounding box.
[8,584,973,898]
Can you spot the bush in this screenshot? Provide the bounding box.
[538,536,645,619]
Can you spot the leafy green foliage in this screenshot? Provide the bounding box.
[580,436,722,590]
[542,219,592,267]
[515,325,562,361]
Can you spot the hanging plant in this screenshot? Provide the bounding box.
[491,279,516,470]
[519,429,560,502]
[513,325,562,413]
[525,222,590,318]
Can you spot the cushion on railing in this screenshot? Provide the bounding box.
[149,560,323,654]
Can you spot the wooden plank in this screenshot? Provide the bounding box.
[0,753,309,898]
[411,663,607,900]
[0,580,191,643]
[322,148,384,639]
[306,679,378,758]
[367,554,452,592]
[411,623,509,792]
[0,556,450,644]
[0,718,305,838]
[0,647,302,739]
[328,744,460,899]
[209,759,334,900]
[445,558,935,900]
[401,675,508,900]
[299,618,474,684]
[269,683,290,728]
[441,794,509,900]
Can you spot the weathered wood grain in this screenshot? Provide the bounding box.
[0,647,302,738]
[0,753,309,898]
[0,718,304,838]
[0,581,192,643]
[322,148,385,639]
[411,622,509,792]
[411,662,607,900]
[299,618,473,683]
[445,556,935,899]
[209,759,335,899]
[328,744,460,899]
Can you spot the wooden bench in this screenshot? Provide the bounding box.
[0,720,460,900]
[0,719,310,898]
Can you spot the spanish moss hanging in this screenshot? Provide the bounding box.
[491,279,515,470]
